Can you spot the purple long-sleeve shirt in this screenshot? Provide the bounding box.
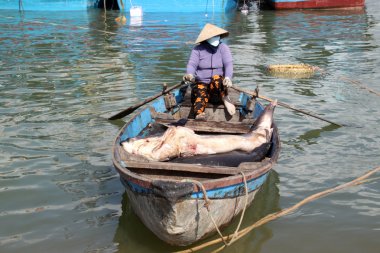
[186,42,233,84]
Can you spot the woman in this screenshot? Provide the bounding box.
[183,23,235,120]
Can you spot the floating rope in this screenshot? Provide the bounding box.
[339,76,380,97]
[176,166,380,253]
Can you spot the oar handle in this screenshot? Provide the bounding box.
[231,86,343,127]
[108,81,187,120]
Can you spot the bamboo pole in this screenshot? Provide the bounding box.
[175,166,380,253]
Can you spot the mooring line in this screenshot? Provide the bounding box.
[182,173,250,248]
[339,75,380,97]
[316,67,380,97]
[181,178,228,245]
[225,172,249,247]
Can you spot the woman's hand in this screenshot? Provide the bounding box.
[183,74,195,83]
[223,77,233,88]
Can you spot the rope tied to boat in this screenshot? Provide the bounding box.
[226,171,249,246]
[181,178,226,244]
[181,171,249,247]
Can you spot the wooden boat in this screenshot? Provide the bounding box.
[0,0,236,12]
[116,0,238,13]
[0,0,95,11]
[265,0,365,10]
[112,84,280,246]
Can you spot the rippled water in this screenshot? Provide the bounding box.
[1,1,379,252]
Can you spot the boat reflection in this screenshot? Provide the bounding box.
[298,124,341,144]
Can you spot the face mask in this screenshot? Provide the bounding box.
[207,36,221,47]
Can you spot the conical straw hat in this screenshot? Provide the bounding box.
[195,23,229,44]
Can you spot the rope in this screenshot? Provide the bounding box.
[339,75,380,97]
[182,172,250,247]
[176,166,380,253]
[181,179,227,245]
[317,68,380,97]
[225,172,249,246]
[19,0,24,12]
[119,0,125,10]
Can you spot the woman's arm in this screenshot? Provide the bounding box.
[186,48,200,75]
[221,44,233,79]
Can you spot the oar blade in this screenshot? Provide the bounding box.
[108,107,136,120]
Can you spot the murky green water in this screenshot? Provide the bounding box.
[1,1,379,252]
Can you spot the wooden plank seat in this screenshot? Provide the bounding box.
[122,158,271,176]
[154,118,255,134]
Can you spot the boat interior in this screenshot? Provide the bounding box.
[113,86,280,181]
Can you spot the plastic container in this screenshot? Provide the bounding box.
[130,6,143,17]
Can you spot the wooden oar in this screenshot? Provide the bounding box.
[108,81,187,120]
[231,86,343,127]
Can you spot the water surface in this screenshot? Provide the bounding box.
[0,1,379,252]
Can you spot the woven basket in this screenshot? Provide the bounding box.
[267,64,319,78]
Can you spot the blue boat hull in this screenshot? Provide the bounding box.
[117,0,238,13]
[0,0,95,11]
[0,0,237,12]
